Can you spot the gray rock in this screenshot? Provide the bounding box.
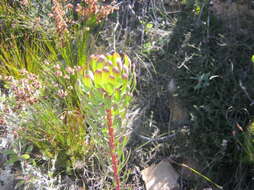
[0,167,15,190]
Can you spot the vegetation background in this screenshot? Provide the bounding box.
[0,0,254,190]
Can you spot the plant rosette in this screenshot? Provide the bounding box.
[77,52,135,117]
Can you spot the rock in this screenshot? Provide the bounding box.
[141,160,180,190]
[0,136,16,190]
[0,167,15,190]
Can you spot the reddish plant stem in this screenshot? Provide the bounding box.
[106,109,121,190]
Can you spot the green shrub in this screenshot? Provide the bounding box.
[77,52,136,189]
[20,102,92,171]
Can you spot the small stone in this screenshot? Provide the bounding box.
[141,160,180,190]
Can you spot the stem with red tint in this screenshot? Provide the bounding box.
[106,109,121,190]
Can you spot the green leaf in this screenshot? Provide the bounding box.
[5,155,19,165]
[111,52,121,66]
[123,54,131,67]
[114,90,121,102]
[104,83,114,95]
[83,75,93,88]
[146,23,153,29]
[25,145,33,153]
[2,149,16,156]
[21,154,30,160]
[251,55,254,63]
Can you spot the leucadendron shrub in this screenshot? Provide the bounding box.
[76,52,136,189]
